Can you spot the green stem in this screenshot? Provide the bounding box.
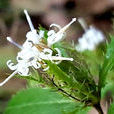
[94,103,104,114]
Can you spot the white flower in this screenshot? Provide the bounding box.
[1,38,73,86]
[6,43,41,76]
[47,18,76,47]
[76,18,105,52]
[0,10,74,86]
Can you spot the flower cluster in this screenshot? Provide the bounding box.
[76,18,105,52]
[0,10,76,86]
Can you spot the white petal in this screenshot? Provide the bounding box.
[7,60,17,70]
[52,48,62,64]
[32,61,41,69]
[39,30,44,38]
[54,48,61,56]
[26,30,40,44]
[43,48,53,56]
[17,62,30,76]
[50,24,61,30]
[47,30,55,36]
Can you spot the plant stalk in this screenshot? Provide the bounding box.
[94,103,104,114]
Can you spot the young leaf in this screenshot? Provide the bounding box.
[5,88,79,114]
[46,61,98,104]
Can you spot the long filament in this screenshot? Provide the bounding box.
[0,70,18,86]
[24,9,35,31]
[7,37,23,49]
[57,18,76,35]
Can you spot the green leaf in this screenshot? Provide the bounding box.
[74,107,91,114]
[108,102,114,114]
[101,83,114,99]
[98,37,114,92]
[5,88,79,114]
[47,61,73,85]
[63,107,91,114]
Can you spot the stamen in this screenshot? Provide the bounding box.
[51,56,73,61]
[7,37,23,49]
[0,70,17,86]
[43,56,73,61]
[78,18,88,31]
[57,18,76,34]
[24,9,35,31]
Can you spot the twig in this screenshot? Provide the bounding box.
[46,75,81,102]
